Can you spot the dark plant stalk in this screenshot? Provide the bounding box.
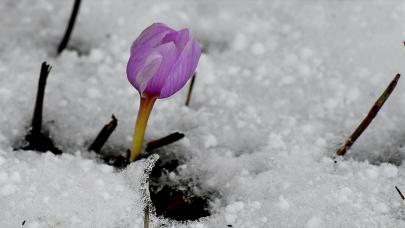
[144,204,149,228]
[146,132,185,152]
[395,186,405,200]
[57,0,81,54]
[185,73,196,107]
[88,115,118,153]
[32,62,52,135]
[23,62,62,155]
[336,74,400,156]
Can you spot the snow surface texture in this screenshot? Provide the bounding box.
[2,0,405,227]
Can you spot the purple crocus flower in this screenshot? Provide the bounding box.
[127,23,201,99]
[126,23,201,162]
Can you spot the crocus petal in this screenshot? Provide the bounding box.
[142,42,178,97]
[131,23,174,55]
[161,29,190,54]
[135,52,162,94]
[127,47,160,91]
[159,39,201,98]
[127,50,162,94]
[127,23,202,99]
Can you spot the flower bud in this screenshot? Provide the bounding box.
[127,23,201,98]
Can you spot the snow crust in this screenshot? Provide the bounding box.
[2,0,405,227]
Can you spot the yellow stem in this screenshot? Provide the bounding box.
[130,96,157,162]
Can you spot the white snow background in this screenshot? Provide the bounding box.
[1,0,405,227]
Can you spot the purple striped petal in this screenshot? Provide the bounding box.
[127,45,157,90]
[161,29,190,54]
[142,42,178,97]
[159,39,201,98]
[127,47,161,92]
[134,52,162,94]
[127,23,202,99]
[131,23,174,55]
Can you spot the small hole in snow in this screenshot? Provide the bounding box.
[148,149,219,221]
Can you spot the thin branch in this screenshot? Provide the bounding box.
[144,204,150,228]
[336,74,400,156]
[23,62,62,155]
[185,73,196,107]
[396,186,405,200]
[88,115,118,153]
[57,0,81,54]
[32,62,51,135]
[146,132,185,152]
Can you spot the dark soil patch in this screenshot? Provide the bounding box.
[148,150,215,221]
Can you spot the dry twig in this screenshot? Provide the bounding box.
[146,132,185,152]
[88,115,118,153]
[185,73,197,107]
[144,204,150,228]
[24,62,61,154]
[57,0,81,54]
[336,74,400,156]
[395,186,405,200]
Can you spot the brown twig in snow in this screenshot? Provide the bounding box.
[57,0,81,54]
[336,74,400,156]
[23,62,62,155]
[146,132,185,152]
[144,204,150,228]
[395,186,405,200]
[32,62,51,135]
[185,73,197,107]
[88,115,118,153]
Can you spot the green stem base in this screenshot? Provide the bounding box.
[130,96,157,162]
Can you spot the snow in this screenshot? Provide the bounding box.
[277,195,290,210]
[0,150,150,227]
[1,0,405,227]
[306,216,323,228]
